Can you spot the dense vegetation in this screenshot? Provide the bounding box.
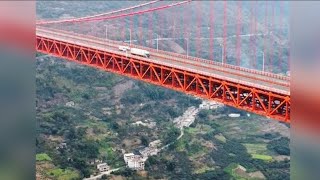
[36,55,290,180]
[36,56,204,179]
[267,137,290,156]
[142,108,290,180]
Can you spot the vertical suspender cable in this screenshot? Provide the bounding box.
[148,3,153,47]
[209,1,215,61]
[263,1,268,72]
[196,1,202,58]
[223,0,227,64]
[253,1,257,69]
[236,1,242,67]
[278,1,283,73]
[270,1,275,73]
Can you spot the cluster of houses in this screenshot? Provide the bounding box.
[173,100,224,129]
[88,100,225,176]
[89,100,225,177]
[90,141,161,173]
[173,106,199,129]
[123,140,161,170]
[199,100,224,110]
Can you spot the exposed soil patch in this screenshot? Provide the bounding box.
[122,138,142,151]
[113,80,135,102]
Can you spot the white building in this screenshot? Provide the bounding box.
[132,120,156,128]
[97,163,110,172]
[65,101,75,107]
[228,113,241,118]
[123,153,147,170]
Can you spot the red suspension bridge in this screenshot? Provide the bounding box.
[36,1,290,123]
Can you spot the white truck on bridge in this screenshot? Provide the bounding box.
[130,48,150,58]
[118,46,150,58]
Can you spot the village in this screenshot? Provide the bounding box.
[84,100,224,179]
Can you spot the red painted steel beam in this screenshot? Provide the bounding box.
[36,36,290,123]
[38,26,290,83]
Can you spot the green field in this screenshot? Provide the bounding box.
[252,154,273,161]
[47,168,80,180]
[185,124,213,135]
[243,143,267,154]
[214,134,226,143]
[243,143,273,161]
[36,153,52,162]
[193,166,215,174]
[185,127,198,134]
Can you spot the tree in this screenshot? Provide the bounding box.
[111,167,135,177]
[82,93,90,99]
[76,127,87,139]
[145,155,158,168]
[166,161,176,171]
[111,122,120,130]
[162,127,180,145]
[267,137,290,155]
[101,174,108,179]
[72,158,91,178]
[194,169,231,180]
[66,128,77,140]
[198,110,210,119]
[140,136,149,146]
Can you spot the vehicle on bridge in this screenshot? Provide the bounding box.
[130,48,150,58]
[119,45,131,52]
[118,46,150,58]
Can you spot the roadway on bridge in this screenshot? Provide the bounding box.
[36,27,290,96]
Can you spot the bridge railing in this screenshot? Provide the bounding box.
[36,35,290,96]
[124,44,290,82]
[124,43,290,82]
[37,26,290,82]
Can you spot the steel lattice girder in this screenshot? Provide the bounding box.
[36,36,290,123]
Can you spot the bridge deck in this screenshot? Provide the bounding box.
[36,27,290,96]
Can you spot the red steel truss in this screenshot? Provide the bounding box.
[36,36,290,123]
